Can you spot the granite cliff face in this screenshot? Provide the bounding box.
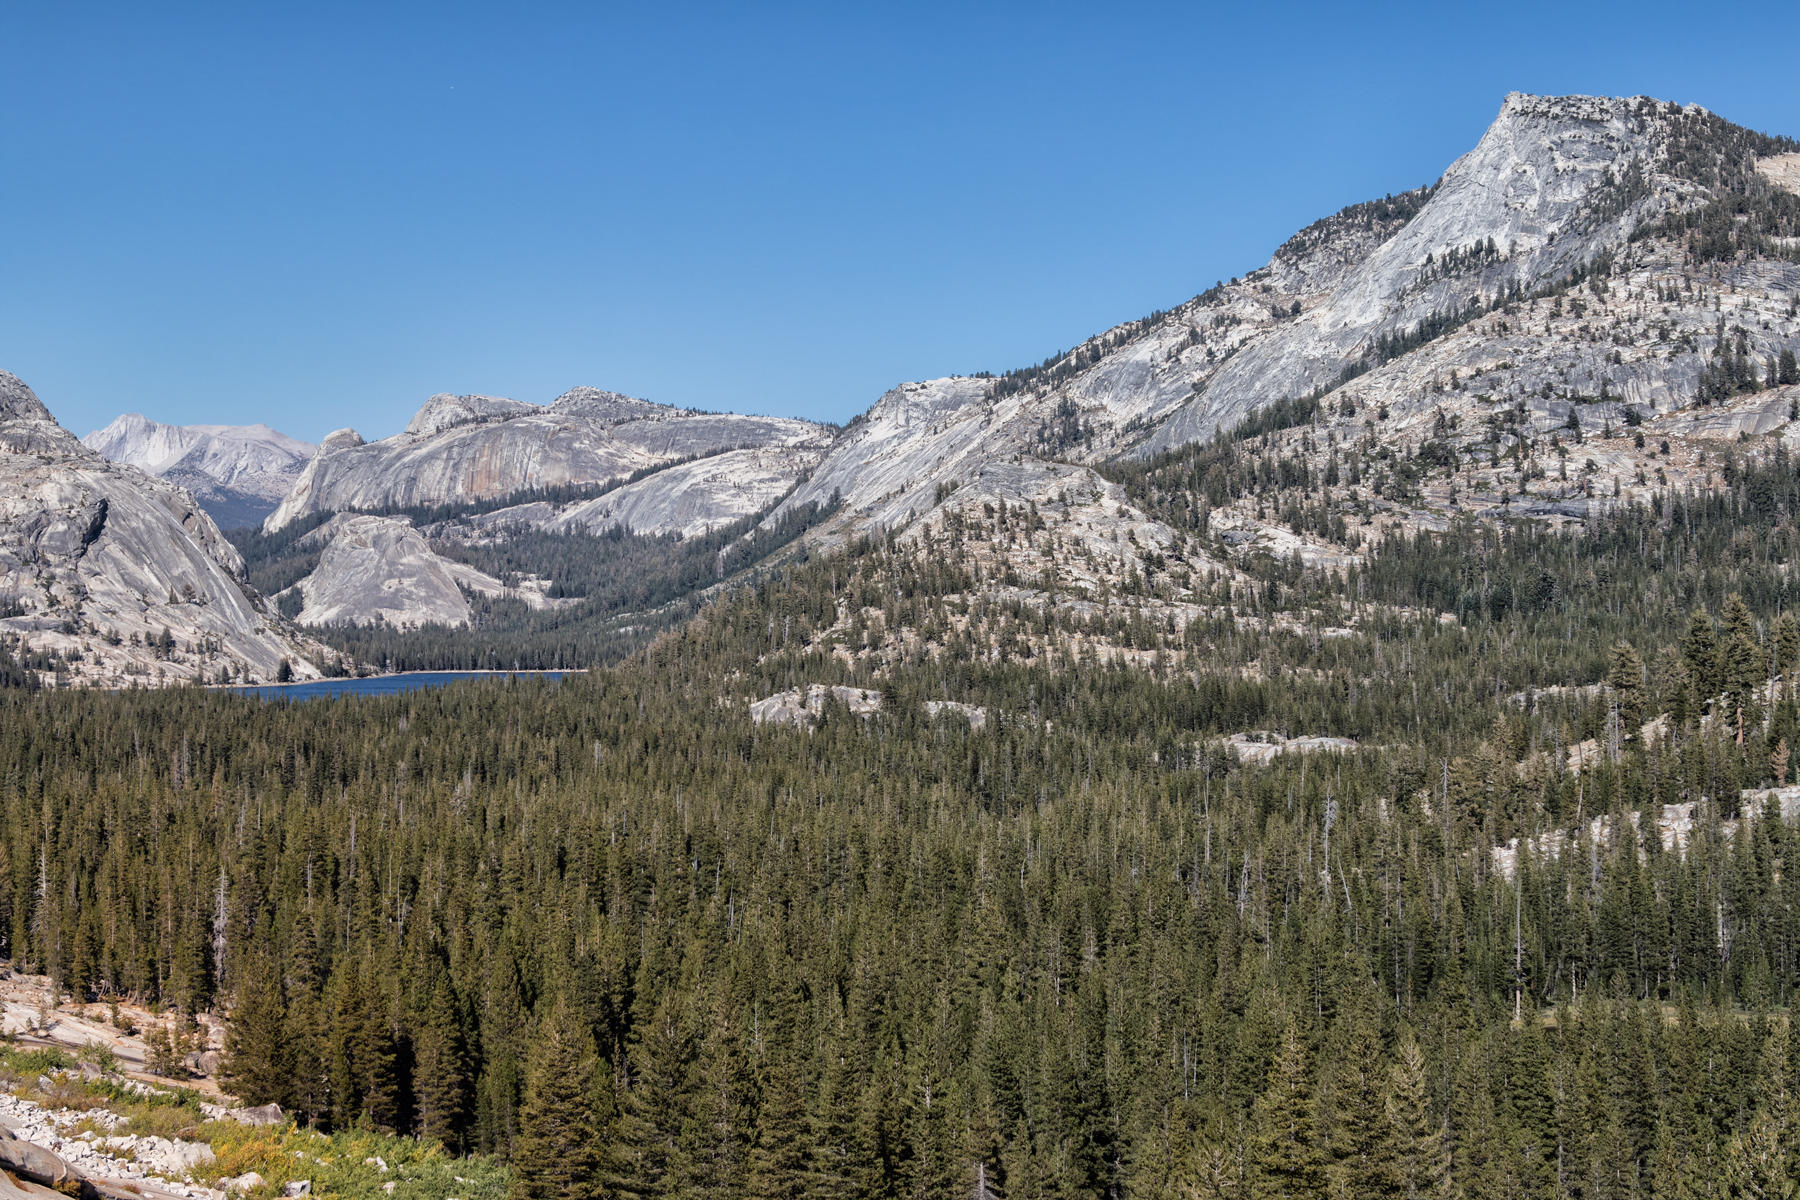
[83,413,315,529]
[1142,92,1698,451]
[0,373,321,685]
[285,514,560,629]
[266,387,830,532]
[546,446,830,538]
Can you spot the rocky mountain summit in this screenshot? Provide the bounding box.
[0,372,320,685]
[265,386,831,533]
[83,413,315,529]
[783,94,1800,544]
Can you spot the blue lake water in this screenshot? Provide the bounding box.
[229,670,571,701]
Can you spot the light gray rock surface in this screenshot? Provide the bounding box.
[288,514,555,629]
[267,386,830,531]
[776,378,1004,532]
[750,684,883,728]
[548,446,823,538]
[1224,732,1360,766]
[0,1088,224,1199]
[1143,93,1699,451]
[84,413,315,529]
[924,700,987,731]
[0,372,321,685]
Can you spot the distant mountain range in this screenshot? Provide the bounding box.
[82,413,315,529]
[10,91,1800,679]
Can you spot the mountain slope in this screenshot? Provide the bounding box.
[1,373,322,684]
[83,413,315,529]
[777,94,1799,552]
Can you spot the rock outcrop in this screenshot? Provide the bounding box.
[0,372,322,685]
[287,514,557,629]
[83,414,315,529]
[266,387,830,531]
[750,684,883,728]
[0,1094,217,1199]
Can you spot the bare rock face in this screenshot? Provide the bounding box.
[288,514,556,629]
[1225,732,1359,766]
[83,413,316,529]
[548,446,825,538]
[780,94,1796,551]
[267,387,831,531]
[1144,93,1695,451]
[750,684,883,728]
[0,372,53,423]
[0,372,321,685]
[402,392,536,437]
[924,700,987,731]
[777,378,1000,532]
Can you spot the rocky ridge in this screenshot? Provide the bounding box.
[782,94,1797,545]
[708,93,1800,684]
[0,373,322,685]
[266,387,831,534]
[754,95,1796,603]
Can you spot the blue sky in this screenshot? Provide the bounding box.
[4,1,1798,442]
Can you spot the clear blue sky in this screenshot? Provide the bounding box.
[4,0,1798,442]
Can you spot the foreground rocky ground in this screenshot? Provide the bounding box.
[0,970,503,1200]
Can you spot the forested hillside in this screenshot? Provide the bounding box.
[9,446,1800,1199]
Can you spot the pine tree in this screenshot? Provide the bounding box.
[1684,609,1723,708]
[509,998,608,1200]
[414,974,472,1152]
[1723,1109,1796,1200]
[328,967,401,1132]
[283,920,332,1125]
[745,977,817,1200]
[613,990,698,1199]
[1722,1024,1800,1200]
[684,995,751,1200]
[1723,594,1763,739]
[1447,1052,1505,1200]
[1251,1019,1326,1200]
[1774,612,1800,693]
[1609,642,1648,744]
[1381,1035,1448,1200]
[1324,994,1388,1199]
[219,956,290,1107]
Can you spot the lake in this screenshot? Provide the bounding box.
[229,670,573,701]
